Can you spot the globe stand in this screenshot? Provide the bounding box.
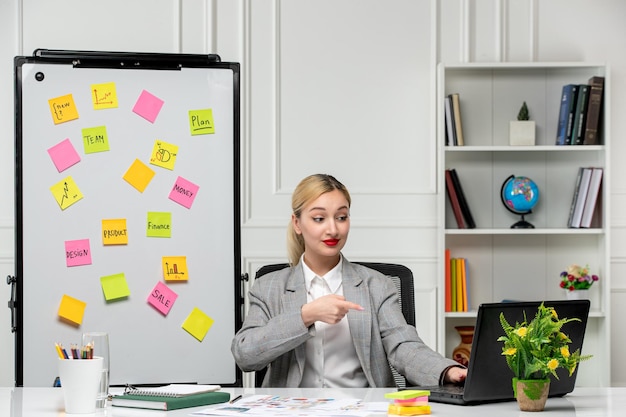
[501,175,539,229]
[511,213,535,229]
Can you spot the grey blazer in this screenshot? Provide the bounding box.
[231,259,459,387]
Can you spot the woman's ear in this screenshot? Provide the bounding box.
[291,213,301,234]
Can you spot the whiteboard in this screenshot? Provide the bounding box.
[14,51,241,387]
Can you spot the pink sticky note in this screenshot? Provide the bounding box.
[147,281,178,315]
[48,138,81,172]
[132,90,164,123]
[65,239,92,267]
[168,176,200,209]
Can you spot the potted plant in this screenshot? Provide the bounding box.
[560,264,599,300]
[509,101,536,146]
[498,303,592,411]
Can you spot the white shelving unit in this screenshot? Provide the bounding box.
[437,62,610,387]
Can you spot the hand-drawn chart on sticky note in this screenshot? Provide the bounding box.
[48,93,79,124]
[132,89,164,123]
[58,294,87,325]
[182,307,214,342]
[147,212,172,238]
[102,218,128,245]
[188,109,215,135]
[91,82,118,110]
[149,140,178,170]
[65,238,92,267]
[123,159,155,193]
[148,281,178,315]
[100,273,130,301]
[82,126,110,154]
[50,176,83,210]
[169,176,199,209]
[47,138,81,172]
[162,256,188,281]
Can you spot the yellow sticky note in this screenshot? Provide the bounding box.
[188,109,215,135]
[182,307,214,342]
[102,218,128,245]
[58,294,87,325]
[149,140,178,170]
[162,256,188,281]
[50,176,84,210]
[91,82,118,109]
[385,390,431,400]
[100,273,130,301]
[123,159,155,193]
[48,94,79,124]
[147,212,172,238]
[82,126,110,154]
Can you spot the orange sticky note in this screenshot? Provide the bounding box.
[123,159,155,193]
[162,256,188,281]
[91,82,118,109]
[48,94,79,124]
[58,294,87,325]
[102,218,128,245]
[182,307,214,342]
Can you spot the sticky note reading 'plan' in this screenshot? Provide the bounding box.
[182,307,214,342]
[132,90,164,123]
[162,256,188,281]
[91,82,119,110]
[65,239,92,267]
[100,273,130,301]
[188,109,215,135]
[168,177,199,209]
[123,159,155,193]
[48,139,81,172]
[48,94,79,124]
[148,281,178,315]
[58,294,87,325]
[50,176,83,210]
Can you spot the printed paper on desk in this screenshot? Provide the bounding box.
[48,138,81,172]
[169,176,199,209]
[123,159,155,193]
[133,89,164,123]
[65,238,92,267]
[101,273,131,301]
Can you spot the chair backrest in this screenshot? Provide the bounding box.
[250,262,415,388]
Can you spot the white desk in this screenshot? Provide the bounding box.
[2,387,624,416]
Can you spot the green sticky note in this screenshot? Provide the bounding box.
[188,109,215,135]
[384,390,430,400]
[146,212,172,238]
[100,273,130,301]
[82,126,110,154]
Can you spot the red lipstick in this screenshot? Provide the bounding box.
[323,239,339,247]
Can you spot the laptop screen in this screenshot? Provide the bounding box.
[462,300,590,403]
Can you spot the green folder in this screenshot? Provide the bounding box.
[112,390,230,411]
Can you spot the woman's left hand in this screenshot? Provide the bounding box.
[444,366,467,384]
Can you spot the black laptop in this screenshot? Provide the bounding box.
[415,300,590,405]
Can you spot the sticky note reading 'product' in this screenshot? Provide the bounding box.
[168,177,199,209]
[123,159,155,193]
[132,90,164,123]
[182,307,214,342]
[58,294,87,325]
[162,256,188,281]
[147,212,172,238]
[100,273,130,301]
[82,126,110,154]
[65,239,92,267]
[188,109,215,135]
[48,139,81,172]
[148,281,178,315]
[48,94,79,124]
[102,218,128,245]
[149,140,178,170]
[91,82,119,110]
[50,176,83,210]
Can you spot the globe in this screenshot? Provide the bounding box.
[500,175,539,228]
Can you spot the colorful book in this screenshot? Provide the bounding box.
[460,258,468,312]
[571,84,590,145]
[455,258,463,312]
[583,76,605,145]
[555,84,578,145]
[445,249,451,312]
[112,390,230,411]
[450,257,457,312]
[445,170,465,229]
[580,168,603,228]
[449,168,476,228]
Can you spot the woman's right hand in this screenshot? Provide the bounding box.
[301,294,363,327]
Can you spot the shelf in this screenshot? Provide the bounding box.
[445,228,604,235]
[445,310,606,319]
[445,145,604,152]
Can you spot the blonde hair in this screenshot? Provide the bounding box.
[287,174,351,266]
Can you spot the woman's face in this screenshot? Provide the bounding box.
[292,189,350,265]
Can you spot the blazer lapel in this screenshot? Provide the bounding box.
[283,265,308,386]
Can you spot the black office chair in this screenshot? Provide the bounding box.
[251,262,415,388]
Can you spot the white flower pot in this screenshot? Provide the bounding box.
[509,121,536,146]
[565,289,589,300]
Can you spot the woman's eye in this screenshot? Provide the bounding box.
[337,216,348,221]
[313,217,324,223]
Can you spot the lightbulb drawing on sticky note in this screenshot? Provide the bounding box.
[162,256,188,281]
[123,159,155,193]
[132,89,164,123]
[148,281,178,316]
[182,307,214,342]
[48,138,81,172]
[100,273,130,301]
[58,294,87,325]
[48,93,79,124]
[50,176,83,210]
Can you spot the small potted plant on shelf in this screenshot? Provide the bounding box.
[509,101,536,146]
[560,264,599,300]
[498,303,592,412]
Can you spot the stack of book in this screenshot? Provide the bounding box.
[111,384,229,411]
[444,168,475,229]
[445,249,470,312]
[568,167,603,228]
[444,93,465,146]
[385,389,431,416]
[555,76,604,146]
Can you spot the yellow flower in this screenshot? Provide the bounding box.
[503,348,517,356]
[514,327,528,337]
[551,309,558,320]
[561,346,570,358]
[547,359,559,371]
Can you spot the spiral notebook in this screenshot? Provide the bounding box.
[125,384,221,398]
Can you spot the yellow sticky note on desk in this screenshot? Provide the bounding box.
[388,404,431,415]
[385,390,430,400]
[58,294,87,325]
[182,307,214,342]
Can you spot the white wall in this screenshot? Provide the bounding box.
[1,0,625,387]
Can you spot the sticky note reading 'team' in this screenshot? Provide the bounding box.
[82,126,110,154]
[149,140,178,170]
[132,90,164,123]
[147,212,171,238]
[65,238,92,267]
[182,307,214,342]
[188,109,215,135]
[100,273,130,301]
[50,176,84,210]
[168,176,199,209]
[48,94,79,124]
[48,138,81,172]
[102,218,128,245]
[162,256,188,281]
[148,281,178,315]
[58,294,87,325]
[123,159,155,193]
[91,82,118,110]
